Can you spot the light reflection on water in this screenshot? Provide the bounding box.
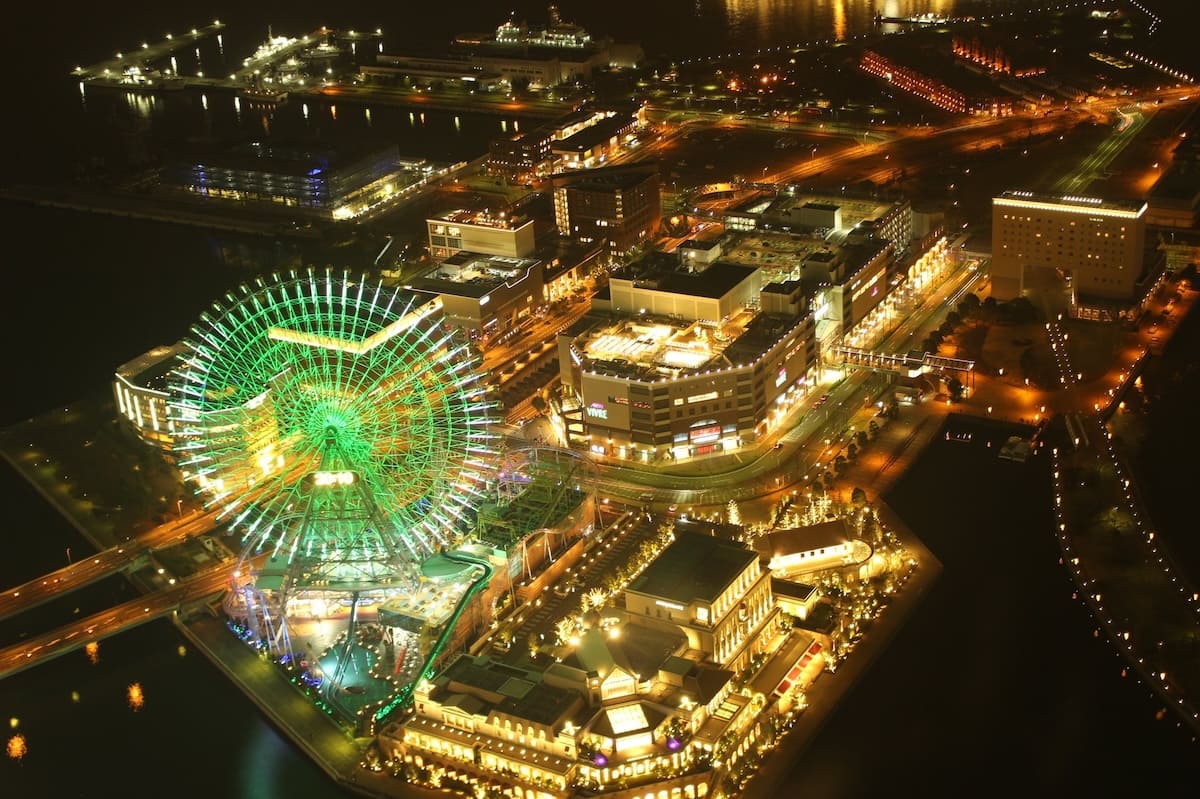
[713,0,959,48]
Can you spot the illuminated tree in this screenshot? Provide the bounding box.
[726,499,742,526]
[6,734,26,761]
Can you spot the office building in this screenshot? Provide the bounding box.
[552,163,661,255]
[427,208,538,259]
[991,190,1148,301]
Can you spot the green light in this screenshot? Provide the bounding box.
[169,269,499,579]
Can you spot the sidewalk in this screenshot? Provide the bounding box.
[827,399,952,503]
[742,502,943,798]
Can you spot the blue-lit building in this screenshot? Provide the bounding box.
[162,140,432,220]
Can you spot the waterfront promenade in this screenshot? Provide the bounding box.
[743,501,942,798]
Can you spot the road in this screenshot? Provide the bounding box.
[0,566,231,680]
[0,510,220,623]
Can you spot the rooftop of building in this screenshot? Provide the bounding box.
[995,189,1147,216]
[865,34,1011,97]
[551,161,659,191]
[563,624,687,682]
[770,578,818,602]
[435,654,582,727]
[168,138,400,175]
[535,239,606,282]
[723,313,809,366]
[1149,162,1200,205]
[551,113,637,153]
[572,310,754,379]
[722,232,890,289]
[430,207,535,231]
[758,191,906,232]
[611,256,756,300]
[626,531,757,605]
[115,343,186,392]
[753,519,853,562]
[678,233,724,251]
[411,252,540,299]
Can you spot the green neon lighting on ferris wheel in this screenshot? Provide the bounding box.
[168,269,499,567]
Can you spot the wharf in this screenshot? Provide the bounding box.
[0,184,324,239]
[74,22,225,81]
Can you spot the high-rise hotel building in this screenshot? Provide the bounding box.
[991,191,1147,301]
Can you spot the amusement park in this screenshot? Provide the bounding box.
[168,270,600,735]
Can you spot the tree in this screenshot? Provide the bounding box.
[946,310,963,328]
[846,441,859,461]
[855,430,869,448]
[947,376,965,402]
[867,420,880,438]
[726,499,742,526]
[850,486,868,507]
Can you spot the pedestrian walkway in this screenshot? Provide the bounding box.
[833,402,952,502]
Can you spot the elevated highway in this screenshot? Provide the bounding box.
[0,567,230,681]
[0,510,219,623]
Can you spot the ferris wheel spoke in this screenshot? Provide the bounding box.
[169,268,499,608]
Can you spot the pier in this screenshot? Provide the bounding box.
[73,21,225,83]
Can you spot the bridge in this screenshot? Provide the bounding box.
[0,567,230,680]
[0,546,150,623]
[828,345,975,386]
[0,510,219,625]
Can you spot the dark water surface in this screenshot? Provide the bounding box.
[3,1,1198,796]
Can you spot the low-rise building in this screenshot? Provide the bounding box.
[113,344,185,451]
[161,140,435,221]
[559,255,818,461]
[677,234,724,266]
[723,189,912,259]
[753,519,856,575]
[409,252,544,339]
[625,531,776,671]
[488,109,634,180]
[860,46,1014,116]
[427,208,538,259]
[550,113,639,171]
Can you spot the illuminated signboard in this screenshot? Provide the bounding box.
[586,402,608,419]
[775,368,788,388]
[312,470,356,487]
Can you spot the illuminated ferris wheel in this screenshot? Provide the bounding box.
[169,269,499,596]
